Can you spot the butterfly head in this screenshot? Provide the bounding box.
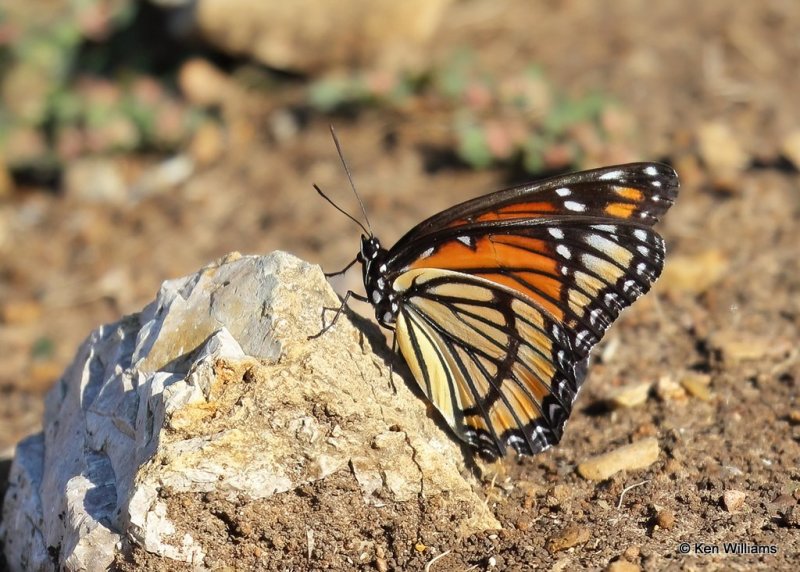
[357,234,382,263]
[358,235,396,327]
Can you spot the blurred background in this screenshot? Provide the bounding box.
[1,1,799,556]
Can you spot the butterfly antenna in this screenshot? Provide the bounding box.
[313,184,370,235]
[329,125,373,236]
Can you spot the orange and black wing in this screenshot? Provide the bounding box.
[386,163,678,457]
[393,268,587,458]
[387,162,678,360]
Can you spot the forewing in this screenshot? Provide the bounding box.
[392,162,677,247]
[388,162,678,359]
[393,268,588,459]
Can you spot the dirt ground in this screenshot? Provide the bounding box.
[2,1,800,570]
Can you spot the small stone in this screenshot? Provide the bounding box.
[697,121,749,180]
[722,489,747,513]
[655,509,675,530]
[375,557,389,572]
[622,546,640,561]
[549,484,571,503]
[655,376,687,402]
[633,422,658,438]
[680,373,713,401]
[547,525,591,554]
[178,58,232,107]
[414,543,426,552]
[578,438,660,481]
[710,331,784,363]
[659,250,728,295]
[607,560,640,572]
[608,382,651,408]
[788,411,800,425]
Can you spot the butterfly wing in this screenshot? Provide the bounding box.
[388,162,678,359]
[393,163,676,245]
[385,163,678,457]
[394,268,587,458]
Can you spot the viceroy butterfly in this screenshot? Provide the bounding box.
[314,129,679,460]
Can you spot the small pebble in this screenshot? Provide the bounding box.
[658,250,728,294]
[710,331,782,363]
[655,376,687,402]
[622,546,640,561]
[680,373,713,401]
[655,509,675,530]
[606,560,641,572]
[608,382,651,408]
[547,525,591,554]
[697,121,749,181]
[722,489,747,513]
[578,438,660,481]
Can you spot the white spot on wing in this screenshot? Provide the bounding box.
[556,187,571,197]
[633,229,648,241]
[599,170,623,181]
[576,330,592,347]
[372,290,382,303]
[564,201,586,212]
[419,247,434,259]
[556,245,572,259]
[623,279,639,295]
[548,228,565,239]
[644,165,658,176]
[592,224,616,232]
[457,236,472,247]
[637,245,650,256]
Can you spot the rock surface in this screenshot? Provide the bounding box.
[0,251,498,570]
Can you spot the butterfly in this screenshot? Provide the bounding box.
[315,132,679,460]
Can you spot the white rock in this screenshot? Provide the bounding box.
[1,252,498,570]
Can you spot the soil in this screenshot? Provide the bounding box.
[2,1,799,571]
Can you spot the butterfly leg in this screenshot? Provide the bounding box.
[324,257,358,278]
[307,290,369,340]
[387,332,398,394]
